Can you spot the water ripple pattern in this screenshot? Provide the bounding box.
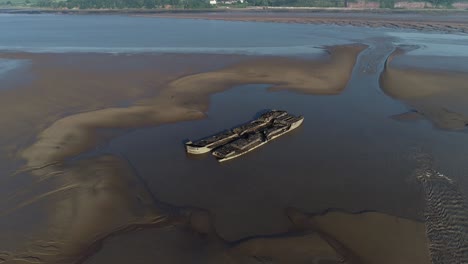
[416,156,468,264]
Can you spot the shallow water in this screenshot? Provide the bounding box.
[1,14,467,58]
[0,58,30,84]
[0,14,349,54]
[388,32,468,56]
[97,62,468,241]
[1,14,468,263]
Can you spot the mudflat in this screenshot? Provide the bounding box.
[141,10,468,33]
[1,14,468,264]
[0,45,374,263]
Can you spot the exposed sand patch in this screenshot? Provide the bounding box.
[230,234,342,264]
[0,53,248,157]
[19,45,364,169]
[82,207,431,264]
[21,102,205,169]
[84,229,343,264]
[287,208,432,264]
[1,156,182,264]
[0,45,364,263]
[381,52,468,99]
[166,45,364,96]
[380,50,468,130]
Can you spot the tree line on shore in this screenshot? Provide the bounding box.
[1,0,459,9]
[35,0,212,8]
[35,0,347,8]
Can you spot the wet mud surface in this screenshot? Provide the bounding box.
[1,28,468,263]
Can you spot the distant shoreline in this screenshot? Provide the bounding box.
[1,6,468,15]
[2,7,468,34]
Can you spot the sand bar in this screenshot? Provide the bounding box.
[380,49,468,130]
[0,45,365,263]
[2,45,364,168]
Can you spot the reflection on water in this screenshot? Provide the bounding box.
[0,14,354,55]
[0,58,31,90]
[0,59,21,78]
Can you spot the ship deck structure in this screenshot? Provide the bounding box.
[185,110,304,162]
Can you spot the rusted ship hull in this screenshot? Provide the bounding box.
[213,117,304,162]
[185,110,304,161]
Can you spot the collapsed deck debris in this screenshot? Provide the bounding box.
[185,110,304,162]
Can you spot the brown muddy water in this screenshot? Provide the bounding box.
[93,47,468,239]
[1,15,468,264]
[82,48,468,263]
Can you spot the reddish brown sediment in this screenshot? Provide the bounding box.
[136,11,468,33]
